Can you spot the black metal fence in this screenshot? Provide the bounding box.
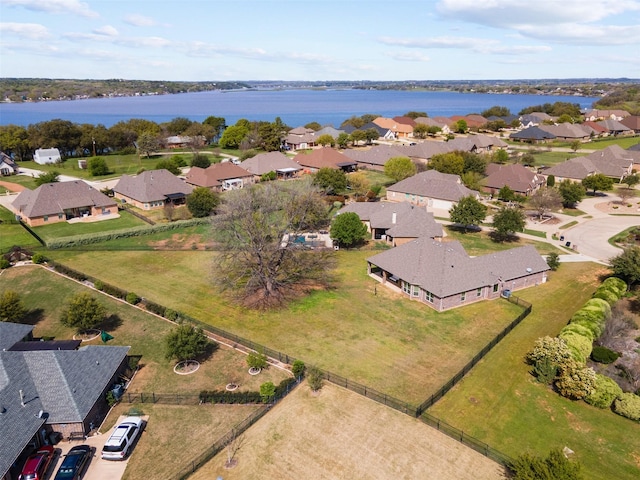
[122,392,201,405]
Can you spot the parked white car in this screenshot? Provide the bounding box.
[101,417,144,460]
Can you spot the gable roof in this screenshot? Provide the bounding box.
[295,148,356,170]
[342,122,390,136]
[0,151,18,172]
[596,119,632,133]
[483,164,544,194]
[538,123,594,139]
[620,115,640,131]
[185,163,253,188]
[113,169,193,203]
[367,239,548,298]
[446,134,508,151]
[12,180,116,218]
[372,117,414,134]
[315,126,344,138]
[544,146,635,179]
[387,170,478,202]
[341,145,408,167]
[240,152,302,175]
[403,141,453,160]
[0,323,33,351]
[510,126,556,141]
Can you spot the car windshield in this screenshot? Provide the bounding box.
[102,444,124,452]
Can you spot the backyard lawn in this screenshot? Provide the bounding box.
[429,262,640,480]
[44,248,525,405]
[0,206,41,252]
[443,226,563,257]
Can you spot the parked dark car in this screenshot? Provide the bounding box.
[18,445,54,480]
[54,445,92,480]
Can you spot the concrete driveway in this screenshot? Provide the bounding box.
[560,215,639,262]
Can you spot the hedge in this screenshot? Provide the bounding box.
[601,277,627,296]
[584,374,623,409]
[613,393,640,421]
[590,346,620,364]
[199,390,262,404]
[45,218,211,249]
[592,288,620,306]
[582,298,612,317]
[560,323,595,342]
[558,330,593,364]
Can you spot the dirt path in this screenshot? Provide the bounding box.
[0,180,26,192]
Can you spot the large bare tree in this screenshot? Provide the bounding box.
[211,179,334,309]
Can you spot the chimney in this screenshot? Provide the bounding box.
[392,212,397,224]
[19,389,25,407]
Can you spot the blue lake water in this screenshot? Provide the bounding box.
[0,89,599,128]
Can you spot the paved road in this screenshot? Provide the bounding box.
[561,216,639,262]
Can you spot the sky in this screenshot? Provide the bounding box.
[1,0,640,81]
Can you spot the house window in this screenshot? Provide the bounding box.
[58,213,63,219]
[461,292,466,302]
[476,287,482,297]
[425,291,434,303]
[493,284,499,293]
[411,285,420,297]
[43,215,48,222]
[402,281,411,295]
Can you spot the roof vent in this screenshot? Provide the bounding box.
[526,267,532,273]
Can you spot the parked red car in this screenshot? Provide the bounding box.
[18,445,54,480]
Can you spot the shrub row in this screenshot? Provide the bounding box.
[45,217,211,249]
[49,261,87,282]
[199,390,262,404]
[560,296,616,363]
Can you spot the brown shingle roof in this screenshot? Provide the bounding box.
[482,164,544,194]
[387,170,478,202]
[240,152,302,175]
[12,180,116,218]
[185,163,253,188]
[296,148,355,170]
[113,169,193,203]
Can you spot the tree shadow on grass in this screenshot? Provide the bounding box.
[199,340,220,362]
[100,313,123,332]
[21,308,44,326]
[488,231,522,243]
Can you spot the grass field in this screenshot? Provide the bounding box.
[43,248,525,405]
[444,226,563,256]
[31,210,148,241]
[0,206,41,252]
[0,174,38,190]
[428,262,640,480]
[189,382,506,480]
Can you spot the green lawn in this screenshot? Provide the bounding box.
[0,174,38,190]
[0,206,42,252]
[585,135,640,150]
[31,210,147,241]
[444,226,562,256]
[44,248,525,405]
[429,262,640,480]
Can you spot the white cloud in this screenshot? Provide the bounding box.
[379,36,550,55]
[127,36,172,48]
[93,25,118,37]
[388,51,431,62]
[0,22,50,39]
[519,24,640,45]
[123,14,157,27]
[2,0,99,18]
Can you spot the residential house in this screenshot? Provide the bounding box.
[538,123,594,142]
[295,147,357,173]
[33,148,61,165]
[283,127,317,151]
[185,163,254,192]
[239,151,302,179]
[482,163,545,196]
[582,121,608,137]
[446,134,508,153]
[386,170,479,212]
[543,145,635,182]
[596,119,633,136]
[392,116,417,128]
[509,126,556,143]
[584,109,630,122]
[342,122,393,142]
[0,151,18,176]
[450,114,488,129]
[620,115,640,134]
[12,181,118,227]
[164,135,205,149]
[486,114,519,126]
[0,322,130,480]
[337,201,443,246]
[413,117,452,135]
[341,145,409,171]
[519,112,553,127]
[403,141,453,165]
[315,126,345,139]
[113,169,193,210]
[367,239,549,311]
[372,117,414,139]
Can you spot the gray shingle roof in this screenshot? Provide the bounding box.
[240,152,302,175]
[0,323,33,351]
[510,126,556,141]
[544,145,635,180]
[114,169,193,203]
[341,145,408,166]
[12,181,116,218]
[387,170,479,202]
[367,239,548,297]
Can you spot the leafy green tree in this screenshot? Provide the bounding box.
[34,171,59,186]
[60,292,106,333]
[247,351,268,369]
[484,120,507,132]
[461,152,487,174]
[187,187,219,218]
[521,153,535,167]
[427,125,442,136]
[155,158,181,175]
[330,212,368,247]
[260,382,276,403]
[404,111,427,119]
[428,152,464,176]
[219,125,249,149]
[623,173,639,189]
[384,156,416,182]
[546,174,555,187]
[336,132,350,148]
[492,149,509,164]
[0,124,31,161]
[306,366,324,392]
[292,360,305,379]
[460,171,483,191]
[203,116,226,142]
[364,128,380,144]
[454,119,468,133]
[555,360,597,400]
[190,153,211,168]
[582,173,614,195]
[412,124,430,139]
[546,252,560,271]
[88,156,109,176]
[613,392,640,421]
[313,167,347,194]
[347,172,370,199]
[164,324,211,362]
[340,114,380,129]
[163,117,194,135]
[498,185,515,202]
[349,130,367,146]
[316,134,335,147]
[27,119,81,158]
[492,206,526,241]
[481,106,511,117]
[558,180,586,207]
[509,448,583,480]
[304,122,322,131]
[0,290,27,323]
[570,139,581,152]
[136,131,161,158]
[449,195,487,232]
[610,246,640,285]
[528,187,562,219]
